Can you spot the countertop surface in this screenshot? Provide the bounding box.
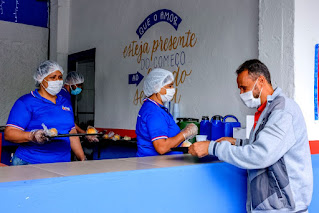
[0,154,220,183]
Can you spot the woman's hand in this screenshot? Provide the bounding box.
[181,123,198,140]
[85,126,99,142]
[29,129,49,144]
[215,137,236,145]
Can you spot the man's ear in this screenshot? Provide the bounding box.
[259,75,266,85]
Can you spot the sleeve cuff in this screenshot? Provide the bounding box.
[151,136,168,141]
[6,124,25,131]
[235,138,242,146]
[208,141,219,156]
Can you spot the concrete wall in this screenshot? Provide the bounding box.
[259,0,295,98]
[0,21,48,125]
[68,0,259,130]
[294,0,319,140]
[49,0,70,72]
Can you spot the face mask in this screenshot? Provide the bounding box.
[41,79,63,96]
[240,79,263,108]
[70,85,82,95]
[160,88,176,103]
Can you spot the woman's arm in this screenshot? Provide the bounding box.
[4,126,31,143]
[69,128,86,161]
[153,132,185,155]
[153,123,198,155]
[75,123,86,134]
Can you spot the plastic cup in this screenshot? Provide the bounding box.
[196,135,208,142]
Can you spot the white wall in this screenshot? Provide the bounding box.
[0,21,48,125]
[259,0,295,98]
[294,0,319,140]
[68,0,259,130]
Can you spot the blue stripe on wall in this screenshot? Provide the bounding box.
[0,0,48,28]
[314,44,319,120]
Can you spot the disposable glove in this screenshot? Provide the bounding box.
[29,129,49,144]
[181,123,198,140]
[86,126,99,142]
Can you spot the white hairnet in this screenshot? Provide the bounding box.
[143,68,174,97]
[33,60,64,86]
[65,71,85,85]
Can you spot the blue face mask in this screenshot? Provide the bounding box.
[70,85,82,95]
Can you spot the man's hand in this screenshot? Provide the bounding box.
[188,141,210,158]
[216,137,236,145]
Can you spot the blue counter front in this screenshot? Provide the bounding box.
[0,154,318,212]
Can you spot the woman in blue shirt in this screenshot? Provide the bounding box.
[4,60,85,165]
[136,68,198,157]
[58,72,98,143]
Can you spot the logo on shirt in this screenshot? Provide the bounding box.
[62,106,71,111]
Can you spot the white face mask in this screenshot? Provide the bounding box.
[240,79,263,108]
[41,79,63,96]
[160,88,176,103]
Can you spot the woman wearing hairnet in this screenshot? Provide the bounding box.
[59,71,85,101]
[135,68,198,157]
[58,71,98,143]
[4,60,86,165]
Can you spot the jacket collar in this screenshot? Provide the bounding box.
[266,87,282,104]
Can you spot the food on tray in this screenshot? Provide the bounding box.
[87,127,98,134]
[181,141,192,147]
[48,128,58,137]
[102,131,115,139]
[123,136,131,141]
[113,134,120,141]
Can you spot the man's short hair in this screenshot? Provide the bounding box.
[236,59,272,85]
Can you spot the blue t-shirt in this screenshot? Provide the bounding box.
[58,87,71,103]
[6,90,75,164]
[135,98,182,157]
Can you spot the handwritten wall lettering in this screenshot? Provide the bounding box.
[173,67,192,87]
[123,11,197,106]
[133,89,145,105]
[151,30,197,61]
[123,30,197,64]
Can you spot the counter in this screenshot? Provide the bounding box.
[92,138,137,159]
[0,154,247,212]
[1,154,319,212]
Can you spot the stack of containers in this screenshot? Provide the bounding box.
[199,115,241,141]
